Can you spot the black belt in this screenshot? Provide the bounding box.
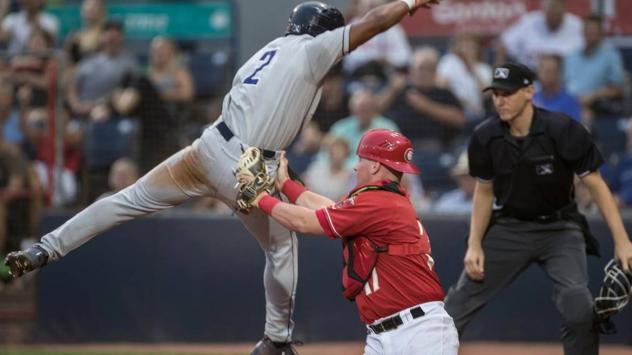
[369,306,425,334]
[216,121,277,159]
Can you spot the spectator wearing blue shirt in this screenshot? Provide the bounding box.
[534,54,581,121]
[564,14,625,119]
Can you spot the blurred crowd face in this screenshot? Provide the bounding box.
[453,33,480,62]
[350,90,378,127]
[150,37,176,70]
[108,159,139,192]
[81,0,105,26]
[492,86,534,123]
[300,122,323,152]
[537,55,562,92]
[584,18,604,48]
[409,48,439,88]
[101,26,124,53]
[328,138,350,169]
[543,0,565,32]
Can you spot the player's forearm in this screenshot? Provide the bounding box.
[348,1,410,51]
[582,172,630,246]
[280,179,334,209]
[468,181,494,247]
[296,190,335,210]
[257,194,325,235]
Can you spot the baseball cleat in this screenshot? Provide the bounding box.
[250,336,299,355]
[4,245,49,278]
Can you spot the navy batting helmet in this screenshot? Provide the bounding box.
[286,1,345,37]
[594,259,632,317]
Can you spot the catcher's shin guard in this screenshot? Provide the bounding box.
[4,245,49,278]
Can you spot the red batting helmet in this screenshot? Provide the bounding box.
[356,129,420,175]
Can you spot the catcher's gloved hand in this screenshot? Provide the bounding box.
[233,147,275,214]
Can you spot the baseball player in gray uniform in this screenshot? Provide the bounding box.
[5,1,441,354]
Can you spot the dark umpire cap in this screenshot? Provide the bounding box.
[483,62,536,93]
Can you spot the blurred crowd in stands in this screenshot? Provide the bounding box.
[0,0,631,259]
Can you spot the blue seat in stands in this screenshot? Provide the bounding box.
[414,150,456,197]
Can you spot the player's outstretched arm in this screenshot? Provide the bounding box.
[254,193,325,235]
[581,171,632,272]
[349,0,441,51]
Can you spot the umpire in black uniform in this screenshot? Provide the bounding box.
[444,62,632,355]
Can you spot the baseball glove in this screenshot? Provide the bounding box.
[234,147,275,214]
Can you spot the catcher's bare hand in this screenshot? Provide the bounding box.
[464,243,485,281]
[614,239,632,273]
[275,151,290,191]
[233,147,274,214]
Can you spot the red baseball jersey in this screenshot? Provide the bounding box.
[315,180,445,324]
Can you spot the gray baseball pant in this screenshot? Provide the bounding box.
[37,125,298,342]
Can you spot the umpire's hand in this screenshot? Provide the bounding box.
[464,243,485,281]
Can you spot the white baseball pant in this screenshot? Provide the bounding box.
[364,302,459,355]
[38,122,298,342]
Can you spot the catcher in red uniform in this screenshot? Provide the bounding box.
[237,129,459,355]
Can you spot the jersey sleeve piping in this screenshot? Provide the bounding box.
[315,208,340,239]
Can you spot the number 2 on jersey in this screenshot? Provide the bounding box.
[243,50,277,85]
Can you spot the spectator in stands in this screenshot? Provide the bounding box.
[433,150,474,214]
[17,85,80,207]
[381,47,465,152]
[286,121,323,176]
[534,54,581,121]
[329,88,398,168]
[437,32,492,123]
[0,0,59,55]
[342,0,411,75]
[65,0,106,64]
[67,20,137,119]
[496,0,583,69]
[565,14,626,121]
[97,157,138,200]
[147,37,194,110]
[111,72,175,174]
[8,28,53,109]
[611,120,632,208]
[0,83,34,256]
[312,66,349,132]
[303,136,352,201]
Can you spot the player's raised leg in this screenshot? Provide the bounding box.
[5,144,213,277]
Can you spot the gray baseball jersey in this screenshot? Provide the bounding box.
[222,25,350,150]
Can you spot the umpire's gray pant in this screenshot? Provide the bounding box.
[444,217,598,355]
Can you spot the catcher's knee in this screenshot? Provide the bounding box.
[556,287,595,327]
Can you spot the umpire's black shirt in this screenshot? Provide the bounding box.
[468,107,604,220]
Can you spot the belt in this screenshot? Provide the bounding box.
[369,306,425,334]
[216,121,277,159]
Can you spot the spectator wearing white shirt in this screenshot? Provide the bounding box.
[437,32,492,122]
[343,0,411,74]
[0,0,59,55]
[497,0,583,69]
